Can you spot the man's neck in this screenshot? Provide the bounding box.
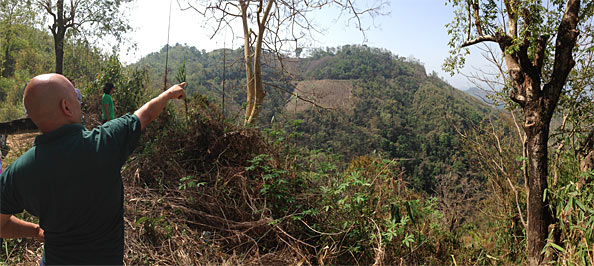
[39,121,71,134]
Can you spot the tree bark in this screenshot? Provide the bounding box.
[2,30,15,78]
[524,105,554,265]
[54,32,65,74]
[1,4,16,78]
[245,0,273,125]
[52,0,66,74]
[240,0,256,126]
[506,62,555,264]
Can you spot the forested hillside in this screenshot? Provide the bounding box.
[136,44,495,192]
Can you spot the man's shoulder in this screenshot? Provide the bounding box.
[102,114,139,126]
[85,114,141,161]
[1,147,36,175]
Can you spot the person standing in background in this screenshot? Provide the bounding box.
[68,79,82,103]
[69,78,85,125]
[102,82,115,123]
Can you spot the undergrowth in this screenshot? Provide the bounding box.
[116,93,471,265]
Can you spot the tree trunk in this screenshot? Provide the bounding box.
[247,40,265,124]
[524,107,553,265]
[54,33,64,74]
[52,0,66,74]
[2,5,15,78]
[510,67,558,265]
[245,0,273,125]
[240,0,256,126]
[242,0,274,126]
[2,33,15,78]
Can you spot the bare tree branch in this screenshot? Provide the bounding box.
[461,34,498,47]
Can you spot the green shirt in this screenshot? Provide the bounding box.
[102,93,115,121]
[0,114,141,265]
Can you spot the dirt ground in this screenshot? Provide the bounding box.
[2,133,38,171]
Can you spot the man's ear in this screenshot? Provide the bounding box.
[60,98,73,117]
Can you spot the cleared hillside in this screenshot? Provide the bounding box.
[285,80,355,112]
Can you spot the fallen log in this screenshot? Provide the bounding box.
[0,118,38,135]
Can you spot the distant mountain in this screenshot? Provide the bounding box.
[464,87,505,109]
[284,46,495,191]
[134,44,497,192]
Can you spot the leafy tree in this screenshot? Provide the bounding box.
[38,0,132,74]
[0,0,37,77]
[445,0,591,264]
[62,44,102,89]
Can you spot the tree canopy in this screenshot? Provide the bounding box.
[38,0,132,73]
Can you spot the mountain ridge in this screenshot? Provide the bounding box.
[133,44,496,191]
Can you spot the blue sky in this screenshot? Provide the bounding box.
[124,0,496,89]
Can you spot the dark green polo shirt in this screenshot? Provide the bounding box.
[0,114,141,265]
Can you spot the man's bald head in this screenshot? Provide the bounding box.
[24,74,81,133]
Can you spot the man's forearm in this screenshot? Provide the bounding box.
[134,83,185,130]
[134,90,173,130]
[0,215,41,239]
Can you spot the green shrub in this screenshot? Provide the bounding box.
[549,149,594,265]
[301,155,452,265]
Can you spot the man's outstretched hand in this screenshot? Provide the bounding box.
[135,82,188,130]
[167,82,186,100]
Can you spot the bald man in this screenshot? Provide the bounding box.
[0,73,185,265]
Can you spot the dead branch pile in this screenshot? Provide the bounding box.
[121,95,307,265]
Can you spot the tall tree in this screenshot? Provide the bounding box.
[38,0,132,74]
[0,0,35,77]
[445,0,591,264]
[179,0,388,125]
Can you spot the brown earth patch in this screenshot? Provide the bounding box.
[285,79,354,113]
